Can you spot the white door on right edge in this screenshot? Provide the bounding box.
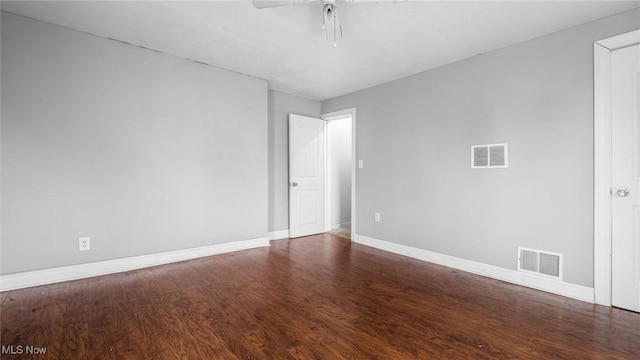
[611,43,640,312]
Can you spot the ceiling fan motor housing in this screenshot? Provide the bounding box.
[324,1,337,21]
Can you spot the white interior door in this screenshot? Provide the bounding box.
[289,114,325,238]
[611,43,640,312]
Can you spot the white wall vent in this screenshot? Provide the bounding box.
[471,143,508,168]
[517,247,563,279]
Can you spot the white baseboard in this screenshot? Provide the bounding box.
[353,234,594,303]
[268,229,290,240]
[0,237,270,292]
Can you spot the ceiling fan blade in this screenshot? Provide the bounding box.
[252,0,312,9]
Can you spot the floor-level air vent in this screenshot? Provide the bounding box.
[517,247,562,279]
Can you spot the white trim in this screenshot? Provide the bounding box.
[268,229,290,240]
[353,234,594,303]
[593,29,640,306]
[0,237,270,291]
[323,118,332,232]
[597,30,640,51]
[593,41,613,306]
[321,107,357,238]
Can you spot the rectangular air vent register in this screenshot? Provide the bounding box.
[517,247,563,279]
[471,143,508,168]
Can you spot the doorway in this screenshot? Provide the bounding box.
[325,115,353,239]
[288,108,356,239]
[594,30,640,310]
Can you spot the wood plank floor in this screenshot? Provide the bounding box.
[2,234,639,359]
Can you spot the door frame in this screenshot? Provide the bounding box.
[321,108,357,237]
[593,29,640,306]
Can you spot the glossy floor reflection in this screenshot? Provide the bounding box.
[2,234,639,359]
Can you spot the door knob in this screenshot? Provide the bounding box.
[617,188,630,197]
[290,182,298,187]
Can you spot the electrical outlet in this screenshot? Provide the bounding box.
[374,212,381,222]
[79,237,90,251]
[358,159,364,169]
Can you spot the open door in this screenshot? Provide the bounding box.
[611,43,640,312]
[289,114,325,238]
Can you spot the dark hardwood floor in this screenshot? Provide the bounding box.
[1,234,639,359]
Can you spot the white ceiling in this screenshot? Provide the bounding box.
[2,0,639,101]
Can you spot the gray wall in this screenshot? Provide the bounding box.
[322,9,640,288]
[268,90,320,233]
[1,13,268,274]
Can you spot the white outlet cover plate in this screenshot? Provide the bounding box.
[79,237,90,251]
